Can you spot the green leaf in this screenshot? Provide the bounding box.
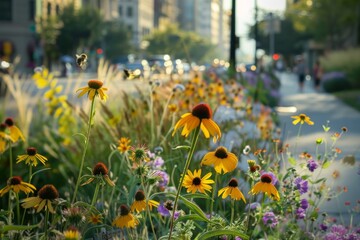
[178,195,210,223]
[182,193,213,201]
[175,214,208,223]
[172,145,191,150]
[322,125,330,132]
[0,223,39,233]
[322,161,331,169]
[196,229,249,240]
[31,168,51,178]
[309,177,326,184]
[288,157,296,166]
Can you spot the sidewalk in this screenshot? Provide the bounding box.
[276,71,360,222]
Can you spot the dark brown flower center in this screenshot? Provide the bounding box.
[27,147,37,156]
[164,200,173,211]
[261,174,272,183]
[191,103,212,119]
[8,176,22,185]
[228,178,238,187]
[93,162,108,175]
[192,177,201,186]
[134,190,145,201]
[4,118,14,127]
[120,205,130,216]
[299,114,306,120]
[87,80,103,89]
[214,147,228,159]
[38,184,59,200]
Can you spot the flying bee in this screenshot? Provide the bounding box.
[75,53,88,70]
[123,69,140,80]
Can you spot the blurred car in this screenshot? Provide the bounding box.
[147,54,173,74]
[123,60,150,79]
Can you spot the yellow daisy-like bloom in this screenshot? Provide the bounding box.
[22,184,59,213]
[0,176,36,197]
[112,205,139,229]
[248,173,280,201]
[88,213,102,224]
[291,113,314,125]
[16,147,48,167]
[63,228,81,240]
[218,178,246,202]
[117,137,131,154]
[172,103,221,142]
[32,67,51,89]
[201,146,238,174]
[81,162,115,187]
[4,118,25,142]
[76,79,108,101]
[183,169,214,194]
[168,103,178,113]
[130,190,160,213]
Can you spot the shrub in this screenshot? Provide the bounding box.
[321,72,352,93]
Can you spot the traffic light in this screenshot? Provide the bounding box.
[272,53,280,61]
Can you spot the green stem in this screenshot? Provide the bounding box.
[16,193,20,225]
[9,142,13,178]
[29,165,33,183]
[168,126,201,240]
[140,175,157,240]
[157,93,174,139]
[209,172,218,218]
[72,98,96,204]
[90,182,101,209]
[8,191,12,225]
[44,208,50,238]
[21,165,33,225]
[230,200,235,224]
[293,124,303,157]
[150,86,155,147]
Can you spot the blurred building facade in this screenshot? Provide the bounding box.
[154,0,179,30]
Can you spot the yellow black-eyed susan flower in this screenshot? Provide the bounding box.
[76,79,108,101]
[4,118,25,142]
[117,137,131,154]
[81,162,115,187]
[172,103,221,142]
[112,205,139,228]
[22,184,59,213]
[0,176,36,197]
[183,169,214,194]
[291,113,314,125]
[218,178,246,202]
[88,213,102,224]
[130,190,159,213]
[201,146,238,174]
[248,173,280,201]
[16,147,48,167]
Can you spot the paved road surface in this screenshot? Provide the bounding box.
[276,71,360,224]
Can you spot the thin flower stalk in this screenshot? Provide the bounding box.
[72,97,96,204]
[90,182,101,209]
[157,92,174,140]
[168,126,201,240]
[209,172,218,219]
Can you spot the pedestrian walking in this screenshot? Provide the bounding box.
[313,60,323,91]
[294,57,306,92]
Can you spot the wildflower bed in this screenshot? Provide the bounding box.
[0,62,358,240]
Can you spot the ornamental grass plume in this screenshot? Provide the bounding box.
[201,146,238,174]
[172,103,221,142]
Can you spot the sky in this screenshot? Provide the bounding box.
[224,0,287,62]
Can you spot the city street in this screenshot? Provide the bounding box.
[276,71,360,223]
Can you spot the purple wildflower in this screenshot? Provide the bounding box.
[330,224,347,236]
[300,199,309,209]
[262,211,278,228]
[245,202,261,211]
[320,223,328,231]
[235,237,242,240]
[157,203,180,219]
[296,207,306,219]
[307,159,319,172]
[294,177,308,195]
[156,170,169,188]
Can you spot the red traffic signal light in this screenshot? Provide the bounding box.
[96,48,103,55]
[272,53,280,61]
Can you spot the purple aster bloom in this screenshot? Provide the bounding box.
[307,159,319,172]
[346,233,360,240]
[296,207,306,219]
[157,204,170,217]
[324,232,342,240]
[262,211,278,228]
[153,156,164,169]
[156,170,169,188]
[245,202,261,211]
[300,199,309,209]
[294,177,308,195]
[235,237,242,240]
[330,224,347,236]
[320,223,328,231]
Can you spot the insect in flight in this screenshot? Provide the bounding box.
[123,69,140,80]
[75,53,88,70]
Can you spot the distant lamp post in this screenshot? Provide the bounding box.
[229,0,237,74]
